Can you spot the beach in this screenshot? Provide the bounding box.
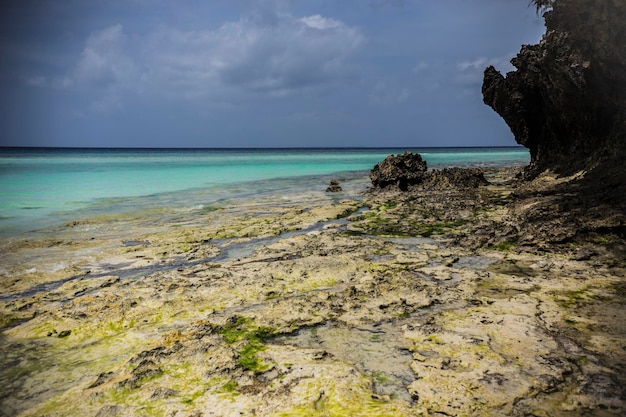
[1,0,624,414]
[1,149,625,416]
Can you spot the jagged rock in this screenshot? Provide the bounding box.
[88,372,116,389]
[325,180,342,192]
[482,0,626,177]
[482,0,626,242]
[421,167,490,189]
[370,153,489,191]
[369,151,428,190]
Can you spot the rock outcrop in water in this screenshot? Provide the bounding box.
[369,152,490,191]
[326,180,343,192]
[369,152,428,190]
[482,0,626,178]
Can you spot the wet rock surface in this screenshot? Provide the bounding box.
[1,168,625,416]
[325,180,342,193]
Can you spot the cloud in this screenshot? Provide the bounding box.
[25,76,47,87]
[150,13,364,97]
[455,54,516,85]
[51,24,136,113]
[74,24,135,88]
[369,81,410,106]
[413,62,429,74]
[300,15,342,30]
[225,15,363,94]
[54,10,364,109]
[457,57,491,72]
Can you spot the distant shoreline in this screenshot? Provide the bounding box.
[0,145,528,151]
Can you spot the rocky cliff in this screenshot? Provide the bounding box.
[482,0,626,177]
[482,0,626,242]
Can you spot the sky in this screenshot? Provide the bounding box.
[0,0,546,148]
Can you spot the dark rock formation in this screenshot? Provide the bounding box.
[509,164,626,244]
[369,151,427,190]
[482,0,626,177]
[370,152,490,191]
[58,329,71,338]
[482,0,626,243]
[326,180,342,192]
[421,167,490,189]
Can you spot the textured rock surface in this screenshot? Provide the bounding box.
[370,153,490,191]
[369,151,428,190]
[1,168,625,416]
[482,0,626,177]
[482,0,626,242]
[325,180,342,192]
[421,167,490,189]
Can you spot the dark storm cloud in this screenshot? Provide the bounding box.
[0,1,545,147]
[51,10,364,101]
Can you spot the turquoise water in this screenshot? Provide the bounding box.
[0,147,529,236]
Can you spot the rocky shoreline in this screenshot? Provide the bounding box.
[1,165,624,417]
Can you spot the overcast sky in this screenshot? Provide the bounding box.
[0,0,545,148]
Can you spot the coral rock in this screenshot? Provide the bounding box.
[369,151,428,190]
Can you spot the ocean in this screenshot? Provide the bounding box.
[0,147,529,237]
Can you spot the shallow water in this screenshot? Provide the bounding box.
[0,147,529,236]
[452,255,498,270]
[0,205,357,302]
[274,320,417,402]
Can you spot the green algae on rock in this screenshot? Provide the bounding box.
[1,166,625,416]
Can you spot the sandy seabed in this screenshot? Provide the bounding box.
[1,168,625,417]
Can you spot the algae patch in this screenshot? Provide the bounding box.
[217,316,279,374]
[274,320,415,403]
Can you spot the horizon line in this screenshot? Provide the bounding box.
[0,145,527,151]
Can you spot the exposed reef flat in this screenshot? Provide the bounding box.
[1,168,625,417]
